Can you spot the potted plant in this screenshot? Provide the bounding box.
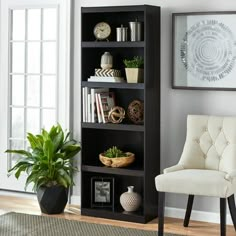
[123,56,144,83]
[5,124,81,214]
[99,146,135,168]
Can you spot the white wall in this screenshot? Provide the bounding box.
[73,0,236,222]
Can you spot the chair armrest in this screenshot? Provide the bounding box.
[224,170,236,181]
[163,164,184,174]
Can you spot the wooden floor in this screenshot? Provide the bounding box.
[0,195,235,236]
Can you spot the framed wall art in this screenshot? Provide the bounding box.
[91,177,114,209]
[172,12,236,90]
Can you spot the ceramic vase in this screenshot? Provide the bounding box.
[120,186,141,212]
[101,52,113,69]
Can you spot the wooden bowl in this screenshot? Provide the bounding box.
[99,152,135,168]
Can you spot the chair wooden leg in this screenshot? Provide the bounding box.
[220,198,226,236]
[227,194,236,231]
[158,192,165,236]
[184,194,194,227]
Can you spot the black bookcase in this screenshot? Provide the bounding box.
[81,5,160,223]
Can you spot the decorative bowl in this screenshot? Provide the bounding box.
[99,152,135,168]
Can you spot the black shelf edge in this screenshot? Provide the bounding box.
[82,165,144,177]
[81,41,145,48]
[81,207,146,223]
[81,5,148,13]
[81,122,144,132]
[81,81,144,89]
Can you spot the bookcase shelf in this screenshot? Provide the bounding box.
[82,165,144,177]
[81,5,160,223]
[82,81,144,89]
[81,207,146,223]
[81,122,144,131]
[82,41,145,48]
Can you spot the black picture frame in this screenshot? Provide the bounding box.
[172,12,236,90]
[91,177,114,209]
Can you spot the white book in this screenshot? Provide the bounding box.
[84,87,88,122]
[95,93,102,123]
[91,88,109,123]
[84,87,90,122]
[82,87,86,122]
[87,94,91,122]
[97,94,104,123]
[88,76,125,83]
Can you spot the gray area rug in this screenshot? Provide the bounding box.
[0,212,180,236]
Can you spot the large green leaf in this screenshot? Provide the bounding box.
[49,124,64,142]
[63,149,80,160]
[14,164,29,179]
[5,149,32,158]
[58,169,72,186]
[8,160,32,173]
[61,140,77,150]
[52,131,64,153]
[41,129,49,142]
[64,131,70,142]
[27,133,42,149]
[35,135,44,149]
[56,175,68,188]
[43,139,54,162]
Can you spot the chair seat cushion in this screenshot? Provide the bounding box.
[155,169,236,198]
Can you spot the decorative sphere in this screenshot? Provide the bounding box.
[108,106,125,124]
[127,100,144,124]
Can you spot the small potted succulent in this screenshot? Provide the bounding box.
[99,146,135,168]
[6,124,81,214]
[123,56,144,83]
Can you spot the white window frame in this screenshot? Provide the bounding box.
[0,0,71,192]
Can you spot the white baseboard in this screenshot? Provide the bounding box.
[165,207,233,225]
[70,195,81,205]
[0,190,37,200]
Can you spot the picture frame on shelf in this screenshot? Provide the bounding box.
[173,12,236,90]
[91,177,114,209]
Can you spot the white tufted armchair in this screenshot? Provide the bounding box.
[155,115,236,236]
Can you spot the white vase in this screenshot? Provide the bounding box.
[100,52,113,69]
[120,186,141,212]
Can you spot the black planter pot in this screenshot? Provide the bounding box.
[37,185,68,214]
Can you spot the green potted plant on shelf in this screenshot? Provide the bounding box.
[5,124,81,214]
[99,146,135,168]
[123,56,144,83]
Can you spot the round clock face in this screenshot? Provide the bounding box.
[93,22,111,40]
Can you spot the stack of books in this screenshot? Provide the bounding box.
[82,87,116,123]
[87,69,125,83]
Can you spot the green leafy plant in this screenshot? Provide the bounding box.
[123,56,144,68]
[104,146,127,158]
[5,124,81,192]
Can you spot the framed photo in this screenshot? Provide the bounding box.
[91,177,114,209]
[172,12,236,90]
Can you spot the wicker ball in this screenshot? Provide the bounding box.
[108,106,125,124]
[127,100,144,124]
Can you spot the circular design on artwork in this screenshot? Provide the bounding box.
[180,19,236,81]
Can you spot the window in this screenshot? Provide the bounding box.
[0,0,71,191]
[9,8,58,166]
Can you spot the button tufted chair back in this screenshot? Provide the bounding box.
[178,115,236,173]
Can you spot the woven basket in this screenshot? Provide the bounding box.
[99,152,135,168]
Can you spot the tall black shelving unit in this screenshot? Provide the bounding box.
[81,5,160,223]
